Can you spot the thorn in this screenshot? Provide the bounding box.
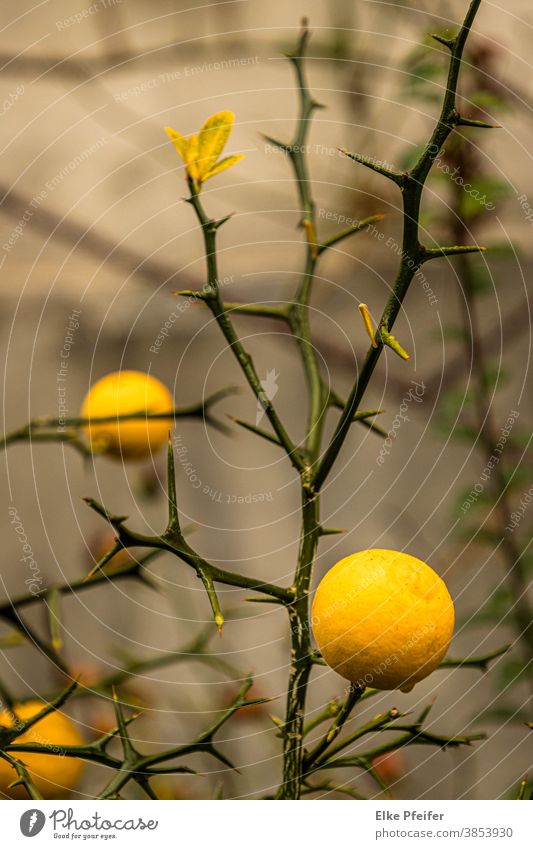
[7,777,24,789]
[421,244,486,262]
[517,777,528,799]
[352,409,385,421]
[317,213,385,255]
[379,327,410,361]
[261,133,289,153]
[228,416,283,448]
[338,148,405,186]
[269,714,286,732]
[455,116,501,129]
[431,33,455,50]
[319,526,347,536]
[171,289,205,300]
[199,570,225,637]
[215,212,235,229]
[358,304,378,348]
[302,218,318,259]
[417,697,436,724]
[243,595,285,605]
[82,497,128,525]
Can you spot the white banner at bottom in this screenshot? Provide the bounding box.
[2,799,530,849]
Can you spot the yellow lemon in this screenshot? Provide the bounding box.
[311,549,454,692]
[81,370,173,460]
[0,700,85,798]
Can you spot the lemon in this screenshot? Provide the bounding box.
[311,549,454,692]
[81,370,173,460]
[0,700,85,798]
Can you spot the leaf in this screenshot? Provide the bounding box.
[197,111,235,180]
[165,127,189,162]
[165,125,200,180]
[166,112,243,187]
[184,133,200,182]
[204,154,245,180]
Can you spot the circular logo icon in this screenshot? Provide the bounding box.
[20,810,46,837]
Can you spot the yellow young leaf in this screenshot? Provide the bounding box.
[196,111,235,180]
[165,127,188,163]
[165,112,243,188]
[204,154,245,181]
[184,133,200,182]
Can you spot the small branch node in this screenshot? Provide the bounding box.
[379,327,411,361]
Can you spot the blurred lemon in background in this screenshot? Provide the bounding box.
[0,700,85,798]
[81,370,173,460]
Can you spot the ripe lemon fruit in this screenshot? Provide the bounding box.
[312,549,454,692]
[81,370,173,460]
[0,700,85,798]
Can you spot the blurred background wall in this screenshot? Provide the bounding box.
[0,0,531,799]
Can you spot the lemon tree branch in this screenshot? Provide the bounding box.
[82,441,293,612]
[185,181,305,474]
[0,387,237,452]
[313,0,486,491]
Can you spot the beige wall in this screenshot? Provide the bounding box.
[0,0,531,800]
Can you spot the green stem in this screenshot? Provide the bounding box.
[276,487,320,799]
[187,182,304,473]
[289,252,327,463]
[273,25,333,798]
[303,682,365,770]
[286,25,328,463]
